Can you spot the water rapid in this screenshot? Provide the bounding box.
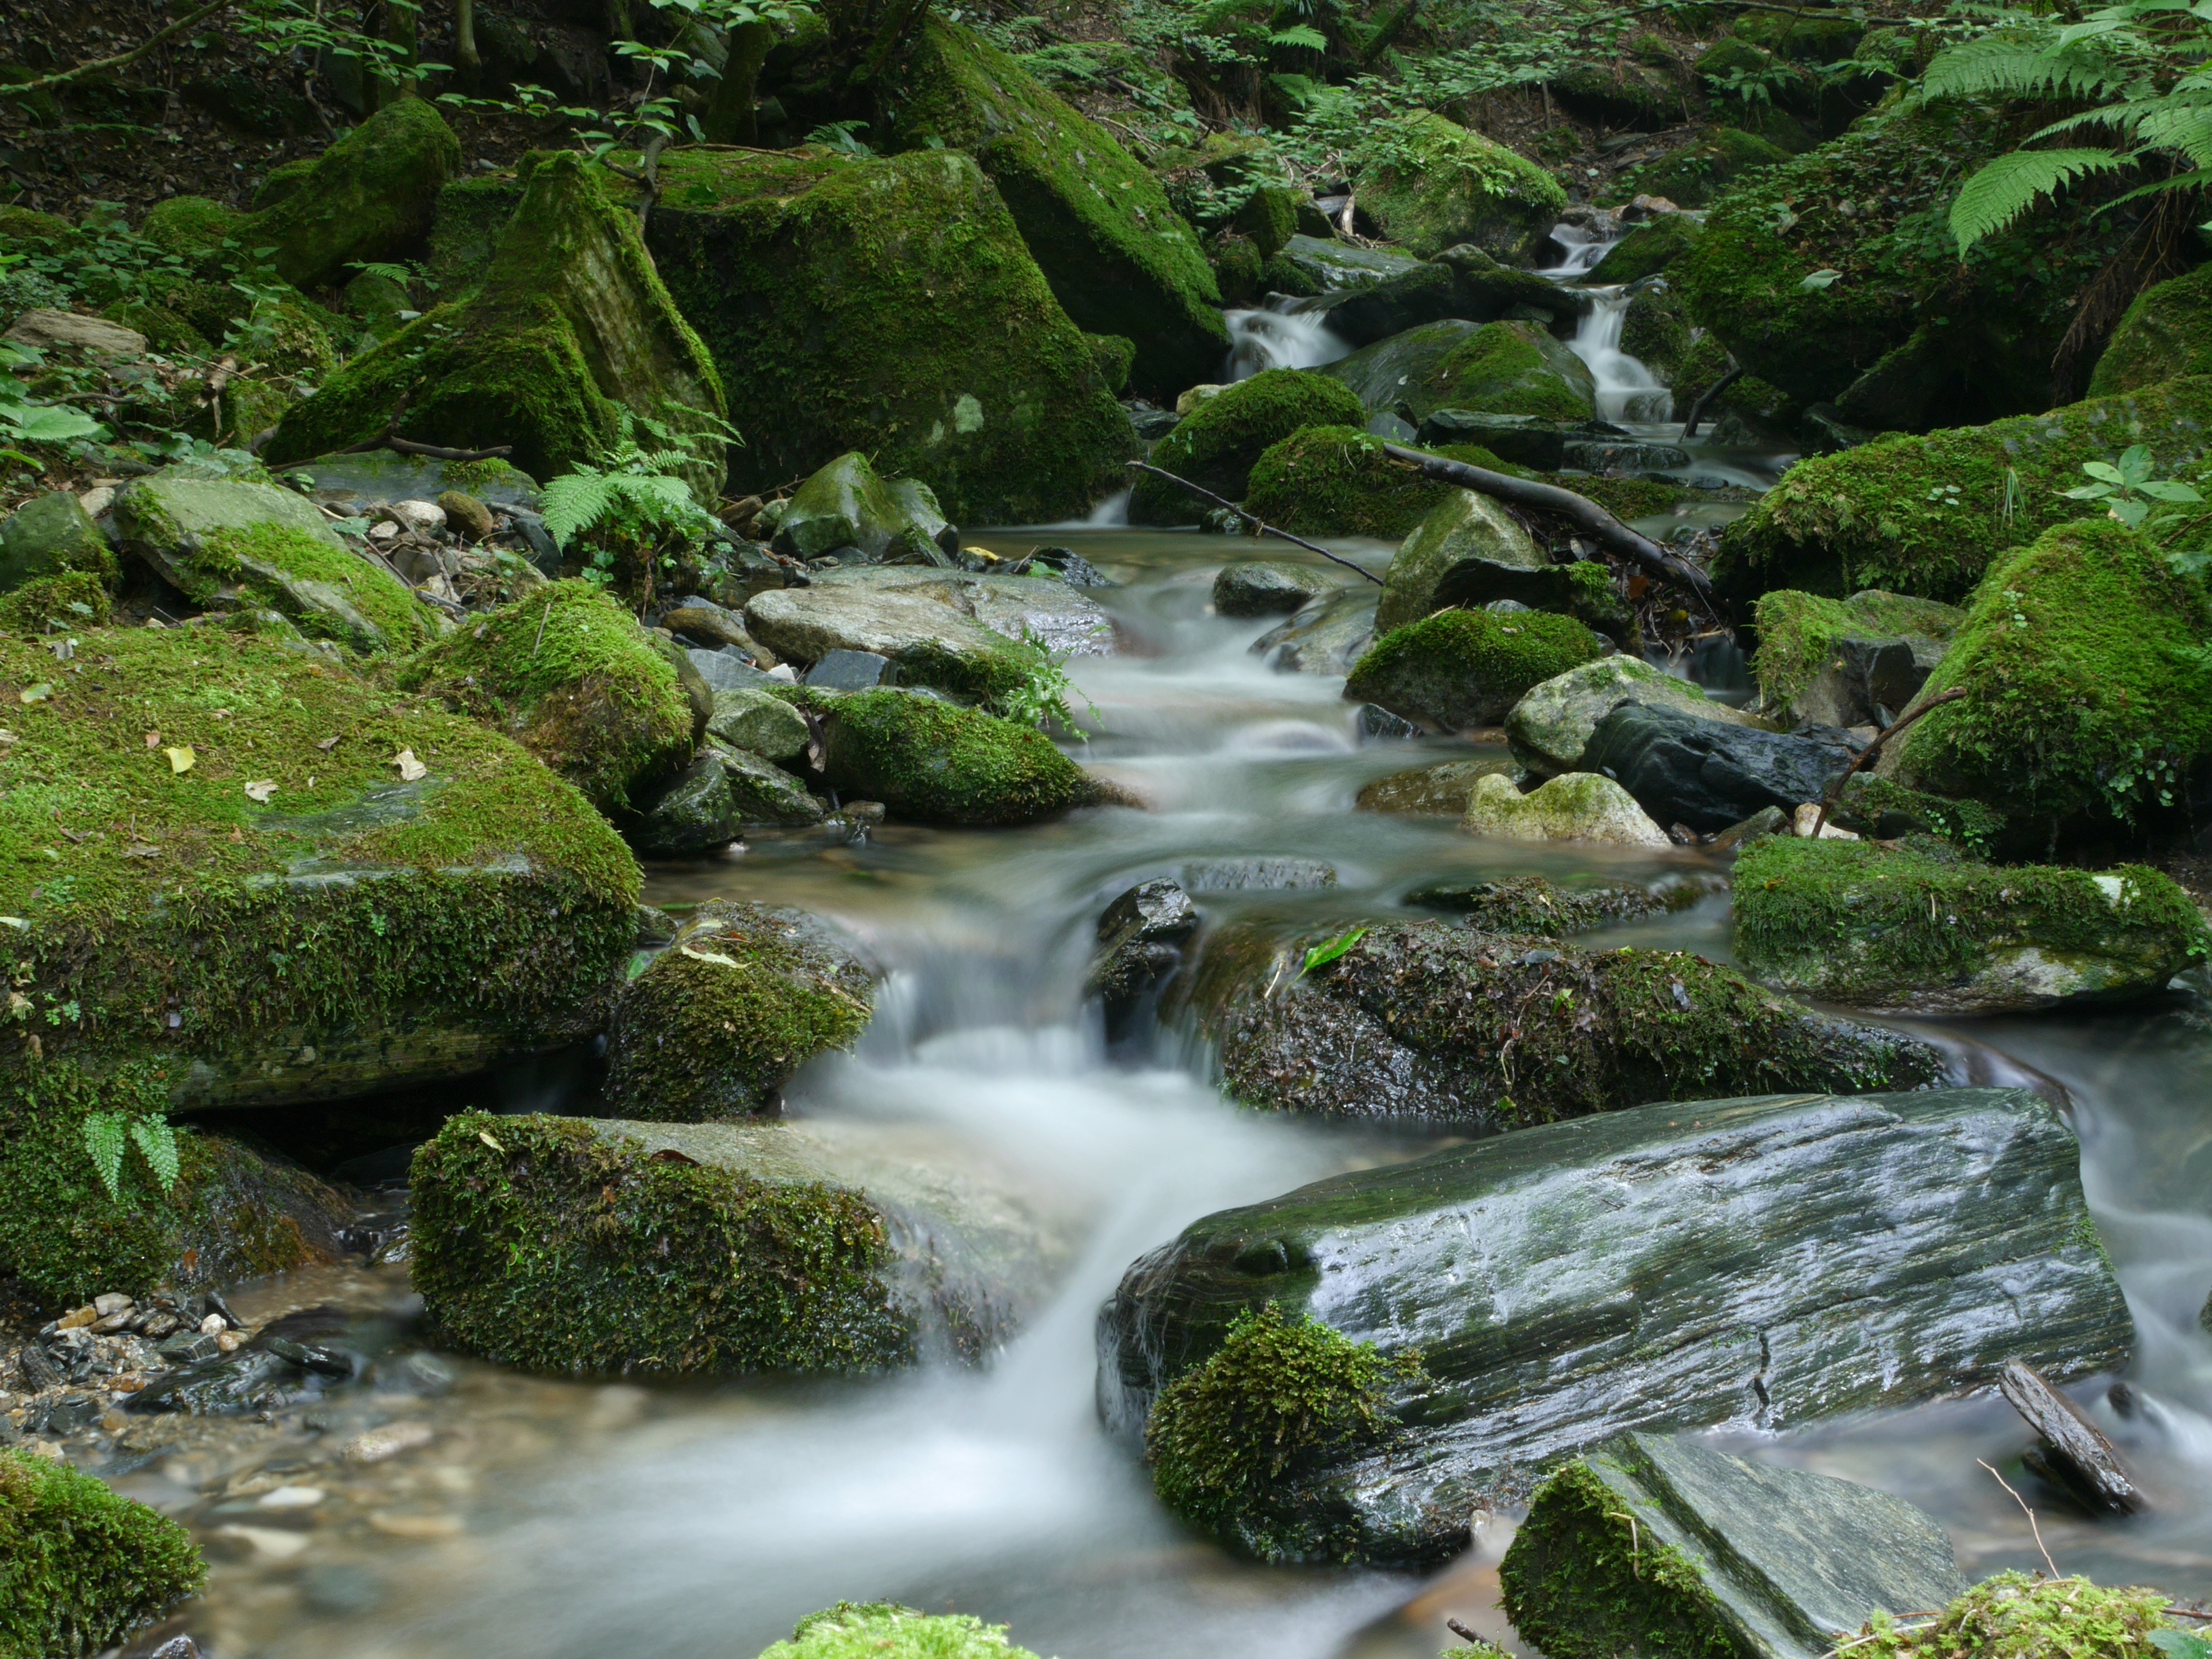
[1564,285,1675,424]
[1225,301,1352,378]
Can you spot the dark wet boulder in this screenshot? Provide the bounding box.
[412,1108,1083,1374]
[1401,321,1596,423]
[1351,111,1565,262]
[0,491,116,594]
[1616,127,1791,211]
[1128,370,1363,525]
[1355,756,1515,816]
[1345,609,1605,733]
[0,1446,206,1656]
[1098,1086,2129,1563]
[1501,1433,1967,1659]
[1508,657,1755,779]
[1191,916,1944,1129]
[1585,211,1705,283]
[1212,560,1333,617]
[249,97,462,292]
[1582,701,1858,833]
[766,452,957,565]
[1250,587,1376,674]
[1303,247,1587,350]
[1088,878,1200,1037]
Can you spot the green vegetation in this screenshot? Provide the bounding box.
[1351,110,1565,260]
[1145,1303,1424,1561]
[1130,369,1364,521]
[1586,213,1704,283]
[0,1448,206,1659]
[0,572,110,637]
[1345,607,1603,731]
[1851,1574,2175,1659]
[180,522,436,655]
[249,97,462,291]
[1615,127,1789,209]
[2092,264,2212,396]
[1412,320,1595,422]
[802,688,1103,825]
[1750,588,1963,710]
[1244,427,1497,538]
[758,1603,1045,1659]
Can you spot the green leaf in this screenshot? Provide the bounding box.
[2141,479,2205,502]
[1269,23,1330,50]
[2082,460,2129,484]
[1949,148,2131,251]
[1,404,103,443]
[130,1115,182,1195]
[83,1111,129,1204]
[1798,268,1842,291]
[2149,1631,2212,1659]
[1299,926,1368,977]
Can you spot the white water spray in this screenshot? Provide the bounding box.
[1565,286,1674,424]
[1225,302,1351,378]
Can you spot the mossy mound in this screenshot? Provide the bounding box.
[2088,261,2212,397]
[643,146,1130,524]
[1353,110,1565,262]
[0,491,118,592]
[806,688,1102,825]
[886,17,1227,396]
[1714,375,2212,602]
[0,1448,206,1659]
[1345,608,1604,732]
[268,152,727,504]
[759,1604,1046,1659]
[427,173,525,293]
[396,580,695,813]
[1243,427,1492,539]
[1414,320,1596,422]
[1128,369,1364,523]
[0,571,111,637]
[1614,127,1790,209]
[1849,1573,2174,1659]
[1752,587,1964,710]
[1886,518,2212,840]
[248,96,462,291]
[605,903,875,1119]
[1734,836,2209,1013]
[158,519,436,656]
[139,195,246,260]
[1585,213,1704,283]
[1145,1303,1424,1562]
[0,625,638,1111]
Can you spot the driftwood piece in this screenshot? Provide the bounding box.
[1999,1358,2145,1515]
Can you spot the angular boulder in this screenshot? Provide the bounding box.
[1374,489,1541,634]
[1582,700,1859,832]
[1345,608,1605,732]
[0,1448,206,1656]
[249,97,462,291]
[1752,588,1963,721]
[708,685,811,760]
[1509,655,1756,778]
[412,1108,1085,1373]
[1098,1087,2130,1563]
[2088,261,2212,397]
[1352,110,1565,262]
[1212,560,1333,617]
[769,451,956,565]
[1462,770,1671,847]
[1128,369,1364,524]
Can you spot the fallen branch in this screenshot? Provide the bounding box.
[1124,461,1382,585]
[388,436,513,462]
[1807,687,1967,838]
[1380,444,1717,607]
[1679,365,1744,440]
[0,0,239,98]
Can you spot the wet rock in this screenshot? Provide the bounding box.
[1184,858,1337,893]
[1098,1086,2129,1563]
[1088,879,1200,1036]
[1250,588,1374,675]
[706,687,810,762]
[1751,589,1963,724]
[627,750,742,856]
[1998,1359,2143,1515]
[1273,234,1424,293]
[1501,1433,1968,1659]
[804,688,1105,826]
[1463,771,1671,848]
[1412,320,1597,424]
[691,646,776,692]
[1732,837,2207,1015]
[1403,872,1716,930]
[1509,656,1757,779]
[413,1108,1086,1374]
[1129,369,1364,525]
[662,596,762,656]
[1352,111,1564,262]
[291,449,542,513]
[1586,213,1706,283]
[0,1443,206,1649]
[763,1602,1046,1658]
[771,453,958,565]
[1212,560,1332,617]
[1376,490,1541,635]
[0,491,117,594]
[1322,319,1482,417]
[1013,546,1114,588]
[1303,246,1588,350]
[1355,756,1517,816]
[1582,701,1859,833]
[1346,609,1605,733]
[1415,409,1624,471]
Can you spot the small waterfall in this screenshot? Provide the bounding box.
[1539,224,1619,278]
[1566,286,1674,424]
[1224,302,1351,379]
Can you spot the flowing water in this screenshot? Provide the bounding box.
[106,529,2212,1659]
[1224,302,1354,377]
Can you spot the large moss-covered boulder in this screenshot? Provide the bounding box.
[1352,111,1565,262]
[1713,375,2212,602]
[1321,320,1478,415]
[760,1605,1047,1659]
[1410,320,1597,422]
[1243,427,1490,539]
[605,902,876,1119]
[1585,212,1705,284]
[1374,489,1542,634]
[1345,607,1604,732]
[1099,1086,2122,1563]
[1734,836,2208,1015]
[806,687,1104,825]
[249,96,462,291]
[769,451,954,563]
[0,492,117,594]
[396,580,695,812]
[1615,127,1791,210]
[0,1448,206,1659]
[644,146,1129,525]
[1752,588,1965,718]
[0,626,637,1111]
[1884,519,2212,842]
[1128,369,1363,523]
[886,18,1226,396]
[268,152,728,503]
[1507,655,1754,778]
[2087,260,2212,396]
[411,1109,1082,1374]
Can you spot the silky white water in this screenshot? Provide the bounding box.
[1225,302,1353,378]
[1565,285,1675,424]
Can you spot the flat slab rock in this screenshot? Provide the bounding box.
[1098,1087,2130,1564]
[745,567,1113,676]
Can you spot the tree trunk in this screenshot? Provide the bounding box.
[454,0,480,75]
[699,18,771,144]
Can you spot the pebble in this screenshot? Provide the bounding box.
[216,1524,312,1561]
[389,499,447,535]
[55,1306,96,1332]
[94,1292,134,1318]
[343,1421,434,1462]
[257,1485,326,1510]
[367,1511,464,1540]
[199,1313,227,1336]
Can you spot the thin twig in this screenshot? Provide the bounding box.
[531,597,554,657]
[1978,1458,2060,1579]
[1446,1618,1486,1645]
[1124,461,1382,585]
[0,0,239,98]
[387,436,513,462]
[1807,688,1967,837]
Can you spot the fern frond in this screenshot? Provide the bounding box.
[83,1111,128,1204]
[2030,98,2163,142]
[1950,147,2131,250]
[2131,101,2212,165]
[541,468,616,549]
[1923,33,2127,100]
[130,1115,181,1195]
[2099,165,2212,208]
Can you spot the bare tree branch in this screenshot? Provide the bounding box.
[0,0,242,99]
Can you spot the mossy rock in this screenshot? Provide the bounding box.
[1087,332,1136,394]
[2087,260,2212,397]
[1507,654,1754,777]
[0,491,118,593]
[0,624,638,1111]
[885,18,1227,396]
[138,195,247,260]
[643,146,1130,525]
[1345,608,1605,732]
[410,1108,1080,1374]
[268,152,728,504]
[1128,369,1364,523]
[0,1447,206,1659]
[1353,110,1565,262]
[1845,1572,2176,1659]
[1463,770,1670,847]
[1714,375,2212,602]
[395,579,695,813]
[1751,587,1965,712]
[1614,127,1789,210]
[0,1062,354,1306]
[760,1604,1047,1659]
[1549,61,1682,130]
[1619,286,1692,388]
[604,901,875,1119]
[1885,518,2212,840]
[1208,228,1266,306]
[247,96,462,291]
[1375,487,1543,634]
[1243,426,1491,539]
[0,571,111,636]
[251,155,319,212]
[1734,836,2209,1015]
[426,173,525,293]
[1321,319,1480,417]
[806,687,1103,825]
[1584,212,1704,283]
[1414,320,1596,422]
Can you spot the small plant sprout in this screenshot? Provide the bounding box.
[1299,926,1366,976]
[2064,445,2202,530]
[991,628,1103,740]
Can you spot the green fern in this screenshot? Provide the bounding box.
[541,466,699,549]
[1268,24,1329,51]
[1947,148,2129,251]
[83,1112,129,1204]
[1921,33,2127,102]
[129,1115,182,1196]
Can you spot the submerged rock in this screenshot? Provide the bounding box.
[1099,1086,2129,1563]
[1509,656,1755,779]
[1402,871,1718,930]
[412,1109,1084,1374]
[1195,916,1944,1128]
[1501,1433,1967,1659]
[1733,837,2207,1015]
[1355,755,1515,815]
[1462,771,1671,847]
[1345,608,1605,733]
[1582,701,1858,833]
[0,1447,206,1653]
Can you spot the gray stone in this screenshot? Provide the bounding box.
[1509,656,1757,779]
[1584,700,1858,832]
[1503,1433,1969,1659]
[1099,1086,2130,1564]
[1355,756,1517,815]
[769,451,956,565]
[1250,588,1374,675]
[1322,319,1479,415]
[706,687,810,762]
[1182,857,1336,893]
[1462,770,1671,846]
[1272,233,1425,293]
[628,752,741,857]
[1213,560,1333,618]
[711,739,826,825]
[0,491,111,592]
[805,648,893,690]
[2,308,144,359]
[1377,490,1542,635]
[1561,436,1692,474]
[661,595,759,654]
[1088,878,1200,1036]
[283,447,542,511]
[159,1331,222,1366]
[1299,249,1589,349]
[1416,409,1628,470]
[1793,635,1948,728]
[689,646,775,692]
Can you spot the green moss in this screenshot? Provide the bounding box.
[0,1448,206,1659]
[0,572,110,636]
[1353,110,1565,261]
[1715,375,2212,602]
[426,174,524,294]
[1832,775,2010,851]
[251,155,319,212]
[1145,1303,1425,1563]
[1618,129,1791,211]
[1406,873,1707,933]
[2089,261,2212,397]
[1244,427,1497,538]
[1129,369,1364,522]
[409,1109,908,1376]
[247,96,462,291]
[1889,518,2212,836]
[644,146,1130,524]
[1419,320,1595,422]
[1750,587,1963,709]
[182,522,436,655]
[1209,229,1265,306]
[1345,607,1603,731]
[1851,1573,2173,1659]
[760,1603,1046,1659]
[1499,1458,1743,1659]
[804,687,1101,825]
[1586,213,1704,283]
[138,195,247,260]
[887,18,1226,396]
[396,579,694,812]
[1733,836,2209,1004]
[1087,332,1136,394]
